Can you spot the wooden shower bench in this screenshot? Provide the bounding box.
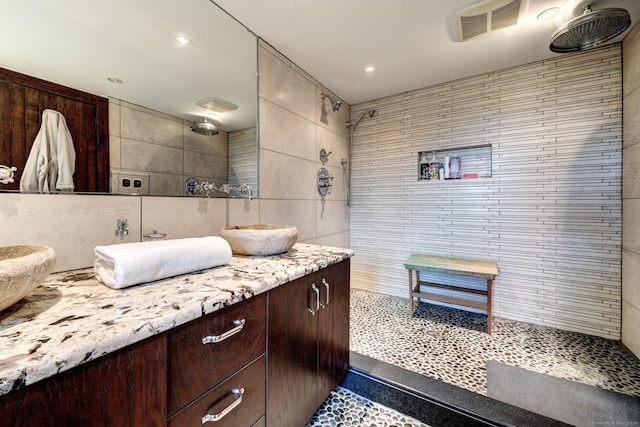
[403,254,499,333]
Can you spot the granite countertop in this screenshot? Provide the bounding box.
[0,243,354,396]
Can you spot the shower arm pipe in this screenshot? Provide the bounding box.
[321,92,342,112]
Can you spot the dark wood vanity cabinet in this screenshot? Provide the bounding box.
[0,259,350,427]
[266,259,350,427]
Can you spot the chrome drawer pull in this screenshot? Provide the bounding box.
[201,387,244,423]
[202,319,246,345]
[319,278,330,308]
[307,283,320,315]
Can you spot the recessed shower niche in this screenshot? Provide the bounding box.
[418,144,492,181]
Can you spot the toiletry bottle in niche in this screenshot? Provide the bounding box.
[439,163,445,181]
[444,156,451,179]
[429,152,439,180]
[419,152,429,180]
[450,155,461,179]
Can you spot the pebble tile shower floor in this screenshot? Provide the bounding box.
[306,387,430,427]
[349,289,640,397]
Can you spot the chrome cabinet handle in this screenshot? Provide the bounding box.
[202,319,246,345]
[308,283,320,315]
[201,388,244,423]
[319,278,330,308]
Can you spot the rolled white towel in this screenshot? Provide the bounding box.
[94,236,232,289]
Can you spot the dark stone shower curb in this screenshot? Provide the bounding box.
[342,351,570,427]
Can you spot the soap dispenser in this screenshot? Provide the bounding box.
[428,152,439,180]
[450,155,461,179]
[444,156,451,179]
[419,152,429,180]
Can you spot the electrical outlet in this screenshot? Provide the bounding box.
[111,171,150,194]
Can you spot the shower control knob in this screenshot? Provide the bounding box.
[317,167,334,196]
[319,148,332,163]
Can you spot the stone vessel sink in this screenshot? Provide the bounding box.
[220,224,298,256]
[0,245,56,312]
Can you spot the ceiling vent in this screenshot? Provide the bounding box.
[453,0,526,42]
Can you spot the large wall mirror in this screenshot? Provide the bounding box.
[0,0,258,197]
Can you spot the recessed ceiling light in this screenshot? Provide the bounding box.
[365,66,376,72]
[175,35,191,45]
[107,77,123,84]
[537,7,560,21]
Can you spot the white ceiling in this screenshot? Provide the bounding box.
[0,0,257,132]
[214,0,640,105]
[2,0,637,130]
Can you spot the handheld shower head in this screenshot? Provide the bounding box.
[321,93,342,112]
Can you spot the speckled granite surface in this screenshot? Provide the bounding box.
[0,243,353,396]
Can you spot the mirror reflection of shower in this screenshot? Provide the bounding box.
[345,109,376,206]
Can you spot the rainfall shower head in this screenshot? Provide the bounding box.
[321,93,342,112]
[549,5,631,53]
[345,109,376,128]
[190,118,219,136]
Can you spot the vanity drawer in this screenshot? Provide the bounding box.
[168,293,266,415]
[168,355,266,427]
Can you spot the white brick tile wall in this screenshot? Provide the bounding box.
[350,45,623,339]
[228,127,258,195]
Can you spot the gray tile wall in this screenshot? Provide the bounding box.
[350,45,623,339]
[0,193,226,272]
[255,41,350,248]
[622,25,640,357]
[109,98,228,197]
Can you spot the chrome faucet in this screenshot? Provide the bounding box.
[143,229,167,241]
[220,183,253,200]
[185,177,253,200]
[115,219,129,236]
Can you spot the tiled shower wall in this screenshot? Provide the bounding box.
[622,25,640,357]
[109,98,228,197]
[350,45,623,339]
[256,40,350,247]
[228,127,258,195]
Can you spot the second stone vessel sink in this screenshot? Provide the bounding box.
[0,245,56,312]
[220,224,298,256]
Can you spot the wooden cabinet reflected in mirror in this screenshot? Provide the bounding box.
[0,67,109,192]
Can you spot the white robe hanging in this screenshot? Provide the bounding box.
[20,109,76,192]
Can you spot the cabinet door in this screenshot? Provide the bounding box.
[317,260,351,406]
[0,336,167,427]
[0,68,109,192]
[267,274,319,427]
